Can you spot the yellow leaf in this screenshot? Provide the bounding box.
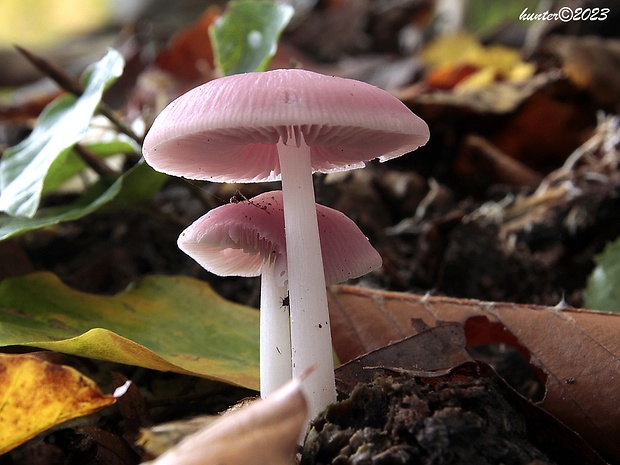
[455,66,497,92]
[421,33,485,69]
[421,32,535,90]
[0,353,116,454]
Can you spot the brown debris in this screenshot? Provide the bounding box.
[302,361,605,465]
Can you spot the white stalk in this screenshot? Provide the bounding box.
[260,262,292,398]
[277,138,336,422]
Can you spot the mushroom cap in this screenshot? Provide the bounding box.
[178,191,382,286]
[143,69,429,183]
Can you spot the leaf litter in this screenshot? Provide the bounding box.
[0,0,619,463]
[0,353,119,454]
[327,285,620,463]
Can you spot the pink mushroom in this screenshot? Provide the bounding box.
[143,68,429,418]
[177,191,381,399]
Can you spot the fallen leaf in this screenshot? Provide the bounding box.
[0,272,259,390]
[424,63,478,90]
[0,88,61,124]
[328,285,620,463]
[488,88,593,171]
[401,71,595,192]
[146,376,308,465]
[138,416,220,459]
[409,69,564,115]
[421,32,535,91]
[154,6,220,83]
[335,324,472,394]
[0,353,116,454]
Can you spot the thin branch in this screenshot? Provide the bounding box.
[74,143,119,178]
[15,45,143,146]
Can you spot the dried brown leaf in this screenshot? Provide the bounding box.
[147,377,308,465]
[153,6,220,84]
[328,285,620,463]
[335,324,472,394]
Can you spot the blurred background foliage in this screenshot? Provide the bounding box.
[0,0,111,47]
[0,0,544,48]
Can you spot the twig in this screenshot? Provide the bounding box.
[74,143,119,178]
[15,45,143,146]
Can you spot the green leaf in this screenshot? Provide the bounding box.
[102,159,168,209]
[42,140,139,195]
[0,273,260,390]
[210,0,294,76]
[584,238,620,312]
[0,49,124,218]
[0,161,166,241]
[0,177,122,241]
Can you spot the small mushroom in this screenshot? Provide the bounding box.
[143,68,429,418]
[177,191,382,399]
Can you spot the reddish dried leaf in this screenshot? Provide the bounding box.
[420,33,534,91]
[489,90,593,171]
[425,63,479,90]
[328,285,620,463]
[154,6,220,83]
[0,91,61,123]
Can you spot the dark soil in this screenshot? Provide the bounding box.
[301,365,601,465]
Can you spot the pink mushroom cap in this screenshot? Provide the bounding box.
[177,191,382,286]
[143,68,430,182]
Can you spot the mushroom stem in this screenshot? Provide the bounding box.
[277,138,336,420]
[260,262,292,398]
